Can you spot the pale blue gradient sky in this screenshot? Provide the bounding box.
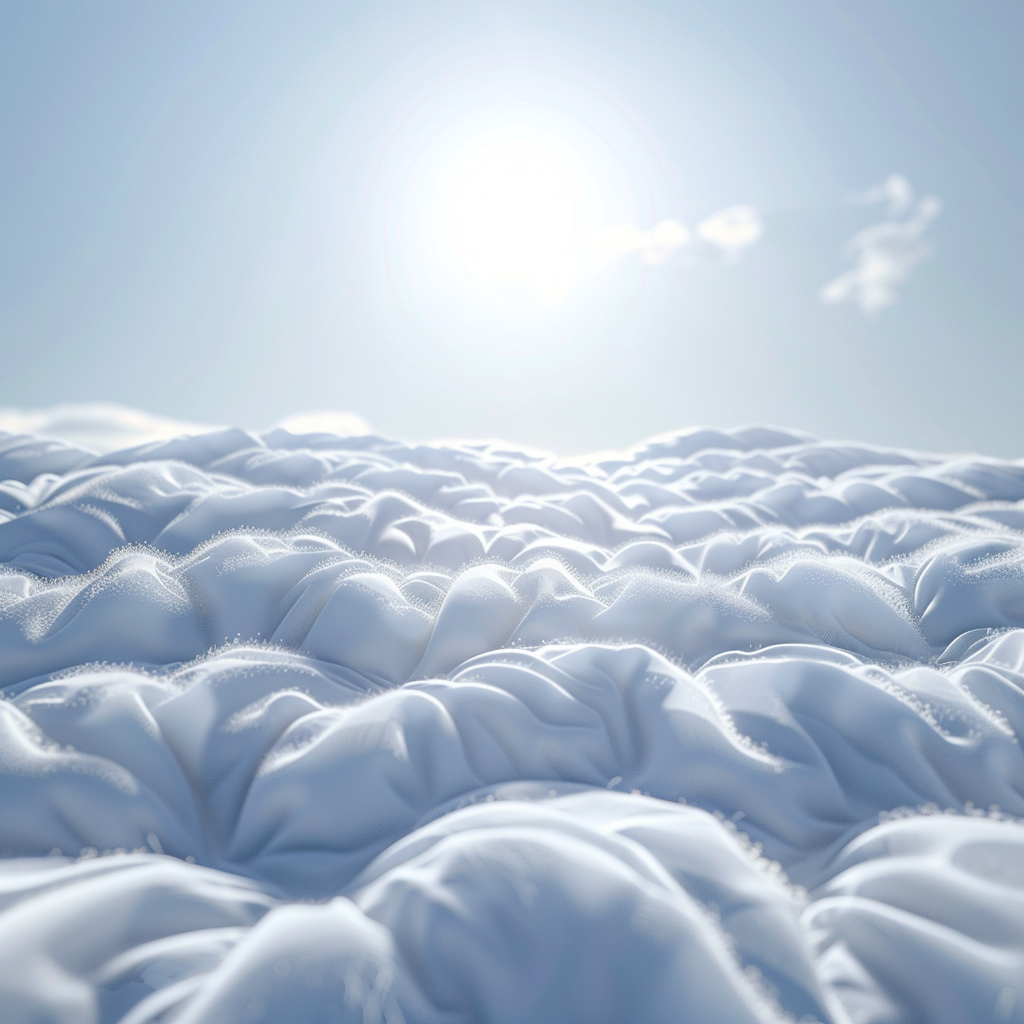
[1,1,1022,455]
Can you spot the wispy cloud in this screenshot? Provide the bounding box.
[588,204,763,270]
[850,172,915,216]
[589,219,691,268]
[821,174,940,315]
[694,205,764,259]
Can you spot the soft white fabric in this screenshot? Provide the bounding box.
[1,422,1022,1023]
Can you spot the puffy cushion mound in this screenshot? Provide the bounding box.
[1,422,1023,1023]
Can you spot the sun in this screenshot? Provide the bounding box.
[443,137,589,303]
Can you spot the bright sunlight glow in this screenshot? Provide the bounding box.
[444,138,589,304]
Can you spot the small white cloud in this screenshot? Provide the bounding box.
[821,175,940,315]
[588,219,690,268]
[588,205,763,271]
[695,204,764,259]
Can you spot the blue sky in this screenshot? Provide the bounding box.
[1,1,1021,454]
